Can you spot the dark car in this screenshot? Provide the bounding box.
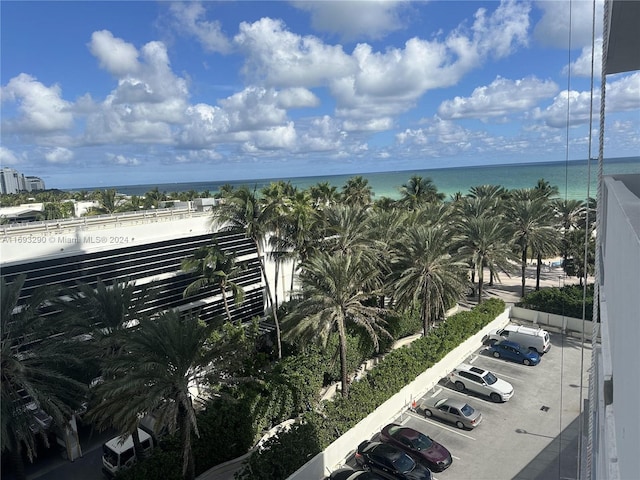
[488,340,541,366]
[379,424,452,472]
[355,440,432,480]
[329,466,387,480]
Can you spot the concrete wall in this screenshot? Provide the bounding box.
[510,306,599,339]
[287,308,511,480]
[595,175,640,480]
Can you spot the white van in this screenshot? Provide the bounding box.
[102,428,153,477]
[488,324,551,354]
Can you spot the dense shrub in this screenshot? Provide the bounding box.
[517,284,594,320]
[238,299,505,478]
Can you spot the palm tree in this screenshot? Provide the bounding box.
[506,191,560,297]
[143,187,166,209]
[455,216,518,304]
[57,278,156,361]
[553,198,587,266]
[42,201,74,220]
[261,182,296,310]
[533,178,560,199]
[212,186,283,359]
[398,175,445,209]
[89,311,217,480]
[341,176,374,208]
[181,243,245,323]
[309,181,340,209]
[94,189,120,214]
[389,225,468,336]
[1,275,87,480]
[284,251,391,397]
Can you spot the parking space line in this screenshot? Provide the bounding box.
[438,383,501,405]
[479,354,538,372]
[407,410,476,440]
[430,388,442,398]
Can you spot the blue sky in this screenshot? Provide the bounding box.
[1,1,638,189]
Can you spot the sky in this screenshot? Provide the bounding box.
[1,1,638,190]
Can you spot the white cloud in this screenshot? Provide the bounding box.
[88,30,140,76]
[468,0,530,59]
[0,74,74,133]
[109,154,141,166]
[178,103,228,148]
[534,0,603,49]
[0,146,20,165]
[298,115,345,152]
[607,72,640,112]
[563,38,603,78]
[533,90,595,128]
[438,76,558,120]
[533,72,640,128]
[234,17,356,88]
[44,147,74,164]
[219,87,288,131]
[168,2,232,54]
[241,122,297,151]
[276,88,319,109]
[84,32,189,144]
[292,0,408,41]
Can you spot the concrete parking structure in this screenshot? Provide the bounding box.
[333,329,589,480]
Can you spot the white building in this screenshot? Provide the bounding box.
[0,167,46,194]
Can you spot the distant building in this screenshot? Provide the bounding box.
[25,175,46,191]
[0,167,46,194]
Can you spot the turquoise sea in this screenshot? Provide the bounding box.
[92,157,639,202]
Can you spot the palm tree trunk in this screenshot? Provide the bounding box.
[221,289,232,323]
[256,245,282,359]
[290,259,297,293]
[11,443,26,480]
[132,428,146,461]
[520,248,527,298]
[477,263,484,304]
[180,409,195,480]
[421,282,429,336]
[337,316,349,398]
[535,252,542,291]
[273,258,280,311]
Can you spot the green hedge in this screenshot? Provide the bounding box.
[236,298,505,479]
[517,284,594,320]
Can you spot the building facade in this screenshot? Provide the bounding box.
[0,167,46,194]
[583,1,640,479]
[1,207,268,326]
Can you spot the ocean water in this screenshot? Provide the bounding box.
[90,157,639,202]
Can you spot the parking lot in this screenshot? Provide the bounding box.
[336,329,590,480]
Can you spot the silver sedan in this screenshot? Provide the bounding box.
[419,397,483,429]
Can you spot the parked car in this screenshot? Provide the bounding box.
[102,428,154,478]
[449,363,514,402]
[355,440,432,479]
[379,424,452,472]
[488,340,541,366]
[487,323,551,353]
[420,397,482,429]
[329,466,387,480]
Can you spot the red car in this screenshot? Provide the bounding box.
[379,424,452,472]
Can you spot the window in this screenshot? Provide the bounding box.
[483,371,498,385]
[461,404,474,416]
[450,408,460,416]
[120,448,134,465]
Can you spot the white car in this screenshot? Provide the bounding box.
[448,363,514,402]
